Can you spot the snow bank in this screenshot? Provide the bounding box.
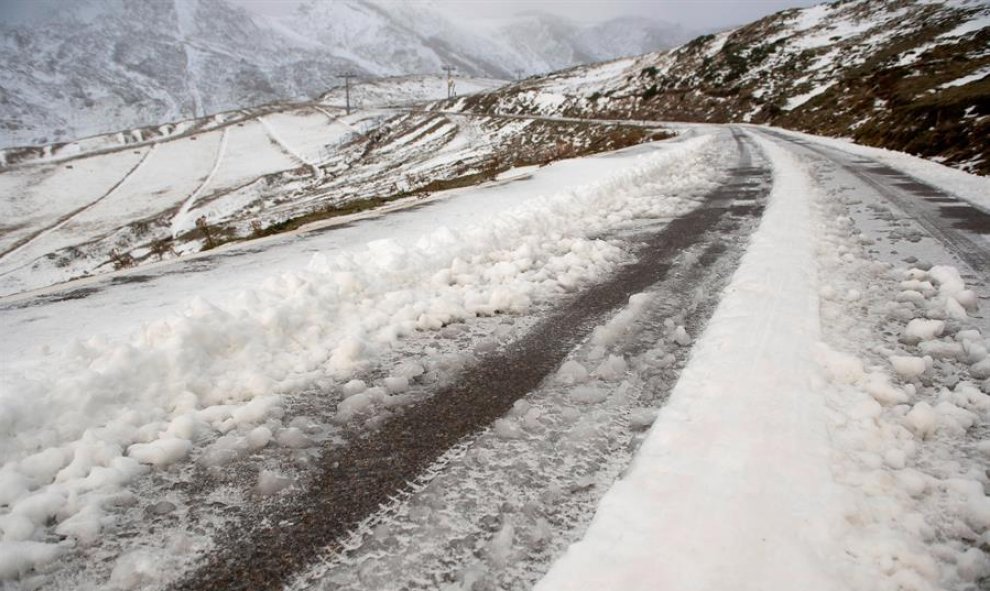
[809,140,990,589]
[538,133,848,589]
[0,133,727,580]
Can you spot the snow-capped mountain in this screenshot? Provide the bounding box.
[0,0,687,148]
[452,0,990,174]
[577,15,689,63]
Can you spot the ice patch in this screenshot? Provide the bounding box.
[537,130,846,591]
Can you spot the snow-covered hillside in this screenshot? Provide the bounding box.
[0,0,687,149]
[0,92,668,298]
[451,0,990,174]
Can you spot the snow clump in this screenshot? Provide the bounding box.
[889,355,929,379]
[902,318,945,344]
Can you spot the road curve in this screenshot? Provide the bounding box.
[758,128,990,280]
[172,128,773,591]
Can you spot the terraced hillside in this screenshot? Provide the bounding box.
[0,97,668,296]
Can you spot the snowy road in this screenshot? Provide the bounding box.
[763,130,990,275]
[540,129,990,591]
[176,129,770,590]
[2,125,990,590]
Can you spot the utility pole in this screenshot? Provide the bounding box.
[515,69,524,82]
[442,65,456,99]
[339,72,357,115]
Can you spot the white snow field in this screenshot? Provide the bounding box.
[2,123,990,589]
[0,148,150,257]
[0,104,378,296]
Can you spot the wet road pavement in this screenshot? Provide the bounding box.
[760,129,990,279]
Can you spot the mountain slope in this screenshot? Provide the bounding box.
[0,0,354,147]
[0,0,686,149]
[452,0,990,174]
[0,84,668,297]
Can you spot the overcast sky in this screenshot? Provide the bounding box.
[236,0,825,30]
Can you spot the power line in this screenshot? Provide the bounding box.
[339,72,358,115]
[442,65,456,99]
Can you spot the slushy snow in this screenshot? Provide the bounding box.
[0,133,726,581]
[537,131,990,591]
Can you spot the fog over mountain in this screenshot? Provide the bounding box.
[0,0,691,148]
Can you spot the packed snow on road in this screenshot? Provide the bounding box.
[2,125,990,591]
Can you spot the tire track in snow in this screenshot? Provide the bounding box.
[257,115,323,179]
[0,145,158,270]
[312,105,368,141]
[537,132,831,591]
[170,127,229,238]
[760,129,990,279]
[311,105,345,127]
[174,127,773,591]
[308,106,374,166]
[289,131,773,591]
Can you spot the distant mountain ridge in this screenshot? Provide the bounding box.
[453,0,990,175]
[0,0,690,148]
